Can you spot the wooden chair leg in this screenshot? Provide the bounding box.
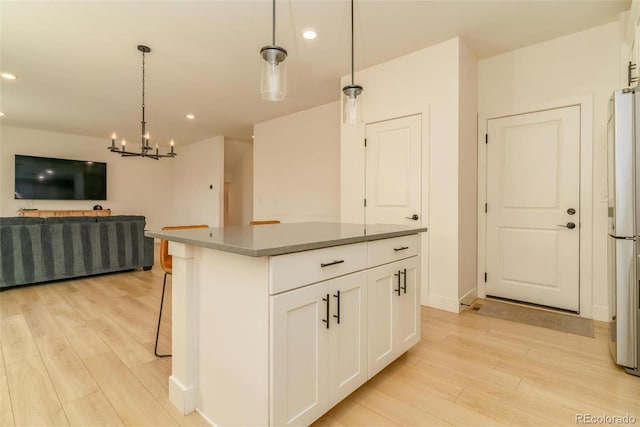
[154,272,172,358]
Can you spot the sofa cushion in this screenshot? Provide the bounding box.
[0,217,45,225]
[44,216,98,224]
[96,215,146,223]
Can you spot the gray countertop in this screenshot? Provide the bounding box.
[145,222,428,257]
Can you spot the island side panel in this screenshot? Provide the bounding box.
[168,241,198,414]
[195,247,270,426]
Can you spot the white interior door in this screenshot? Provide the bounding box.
[486,106,580,311]
[365,115,421,225]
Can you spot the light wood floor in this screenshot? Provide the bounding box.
[1,263,639,426]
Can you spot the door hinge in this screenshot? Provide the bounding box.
[364,138,367,147]
[485,203,488,213]
[485,134,488,144]
[484,272,487,283]
[364,198,367,207]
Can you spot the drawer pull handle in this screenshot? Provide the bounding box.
[321,260,345,268]
[322,294,330,329]
[394,246,409,252]
[394,271,401,295]
[333,290,341,324]
[400,268,407,294]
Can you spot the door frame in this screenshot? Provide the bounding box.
[477,94,594,318]
[356,107,430,308]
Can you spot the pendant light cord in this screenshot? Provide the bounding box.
[272,0,276,45]
[141,49,146,142]
[350,0,354,85]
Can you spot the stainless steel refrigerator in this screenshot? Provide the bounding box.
[607,88,640,376]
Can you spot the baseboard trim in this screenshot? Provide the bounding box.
[196,408,216,427]
[591,305,609,322]
[169,375,196,415]
[427,294,462,313]
[459,288,478,308]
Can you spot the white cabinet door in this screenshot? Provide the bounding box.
[367,262,397,377]
[271,272,368,426]
[327,271,368,403]
[396,256,420,353]
[271,283,329,427]
[367,257,420,378]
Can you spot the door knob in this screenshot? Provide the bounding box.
[567,208,576,215]
[557,222,576,229]
[405,214,419,221]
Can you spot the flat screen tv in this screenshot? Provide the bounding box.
[14,155,107,200]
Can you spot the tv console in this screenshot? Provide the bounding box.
[19,209,111,218]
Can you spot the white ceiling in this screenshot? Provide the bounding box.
[0,0,629,146]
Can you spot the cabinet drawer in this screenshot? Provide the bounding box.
[269,242,367,294]
[367,234,420,267]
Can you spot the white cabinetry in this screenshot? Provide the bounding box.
[271,271,367,426]
[367,256,420,377]
[270,236,420,426]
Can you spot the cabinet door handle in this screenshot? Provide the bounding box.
[333,290,341,324]
[393,246,409,252]
[400,268,407,294]
[322,294,330,329]
[321,260,344,268]
[394,271,401,295]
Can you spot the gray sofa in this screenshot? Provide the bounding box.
[0,215,154,289]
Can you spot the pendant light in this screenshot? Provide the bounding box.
[343,0,363,124]
[260,0,287,101]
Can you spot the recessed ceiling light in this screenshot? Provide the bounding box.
[0,112,5,117]
[303,30,317,40]
[1,73,17,80]
[186,114,195,120]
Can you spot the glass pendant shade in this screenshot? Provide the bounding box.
[260,46,287,101]
[342,84,363,124]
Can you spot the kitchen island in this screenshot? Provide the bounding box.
[146,222,427,426]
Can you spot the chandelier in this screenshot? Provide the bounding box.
[108,45,177,159]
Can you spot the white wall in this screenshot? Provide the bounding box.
[458,42,478,302]
[253,101,340,223]
[224,138,253,226]
[341,38,477,312]
[170,136,224,227]
[0,125,174,231]
[478,22,621,321]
